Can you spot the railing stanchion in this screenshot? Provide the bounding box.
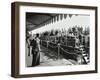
[47,41,49,48]
[58,43,60,59]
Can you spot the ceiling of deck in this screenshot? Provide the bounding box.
[26,13,57,31]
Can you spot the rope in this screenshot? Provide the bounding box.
[41,40,82,56]
[59,46,78,55]
[59,46,88,63]
[41,40,58,48]
[50,41,56,44]
[48,43,58,48]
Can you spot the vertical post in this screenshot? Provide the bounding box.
[80,54,82,64]
[58,43,60,59]
[80,48,83,64]
[47,41,49,48]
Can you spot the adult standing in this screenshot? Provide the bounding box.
[30,34,41,66]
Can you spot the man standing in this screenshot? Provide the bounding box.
[30,34,40,66]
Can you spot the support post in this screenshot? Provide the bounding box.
[58,43,60,59]
[47,41,49,48]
